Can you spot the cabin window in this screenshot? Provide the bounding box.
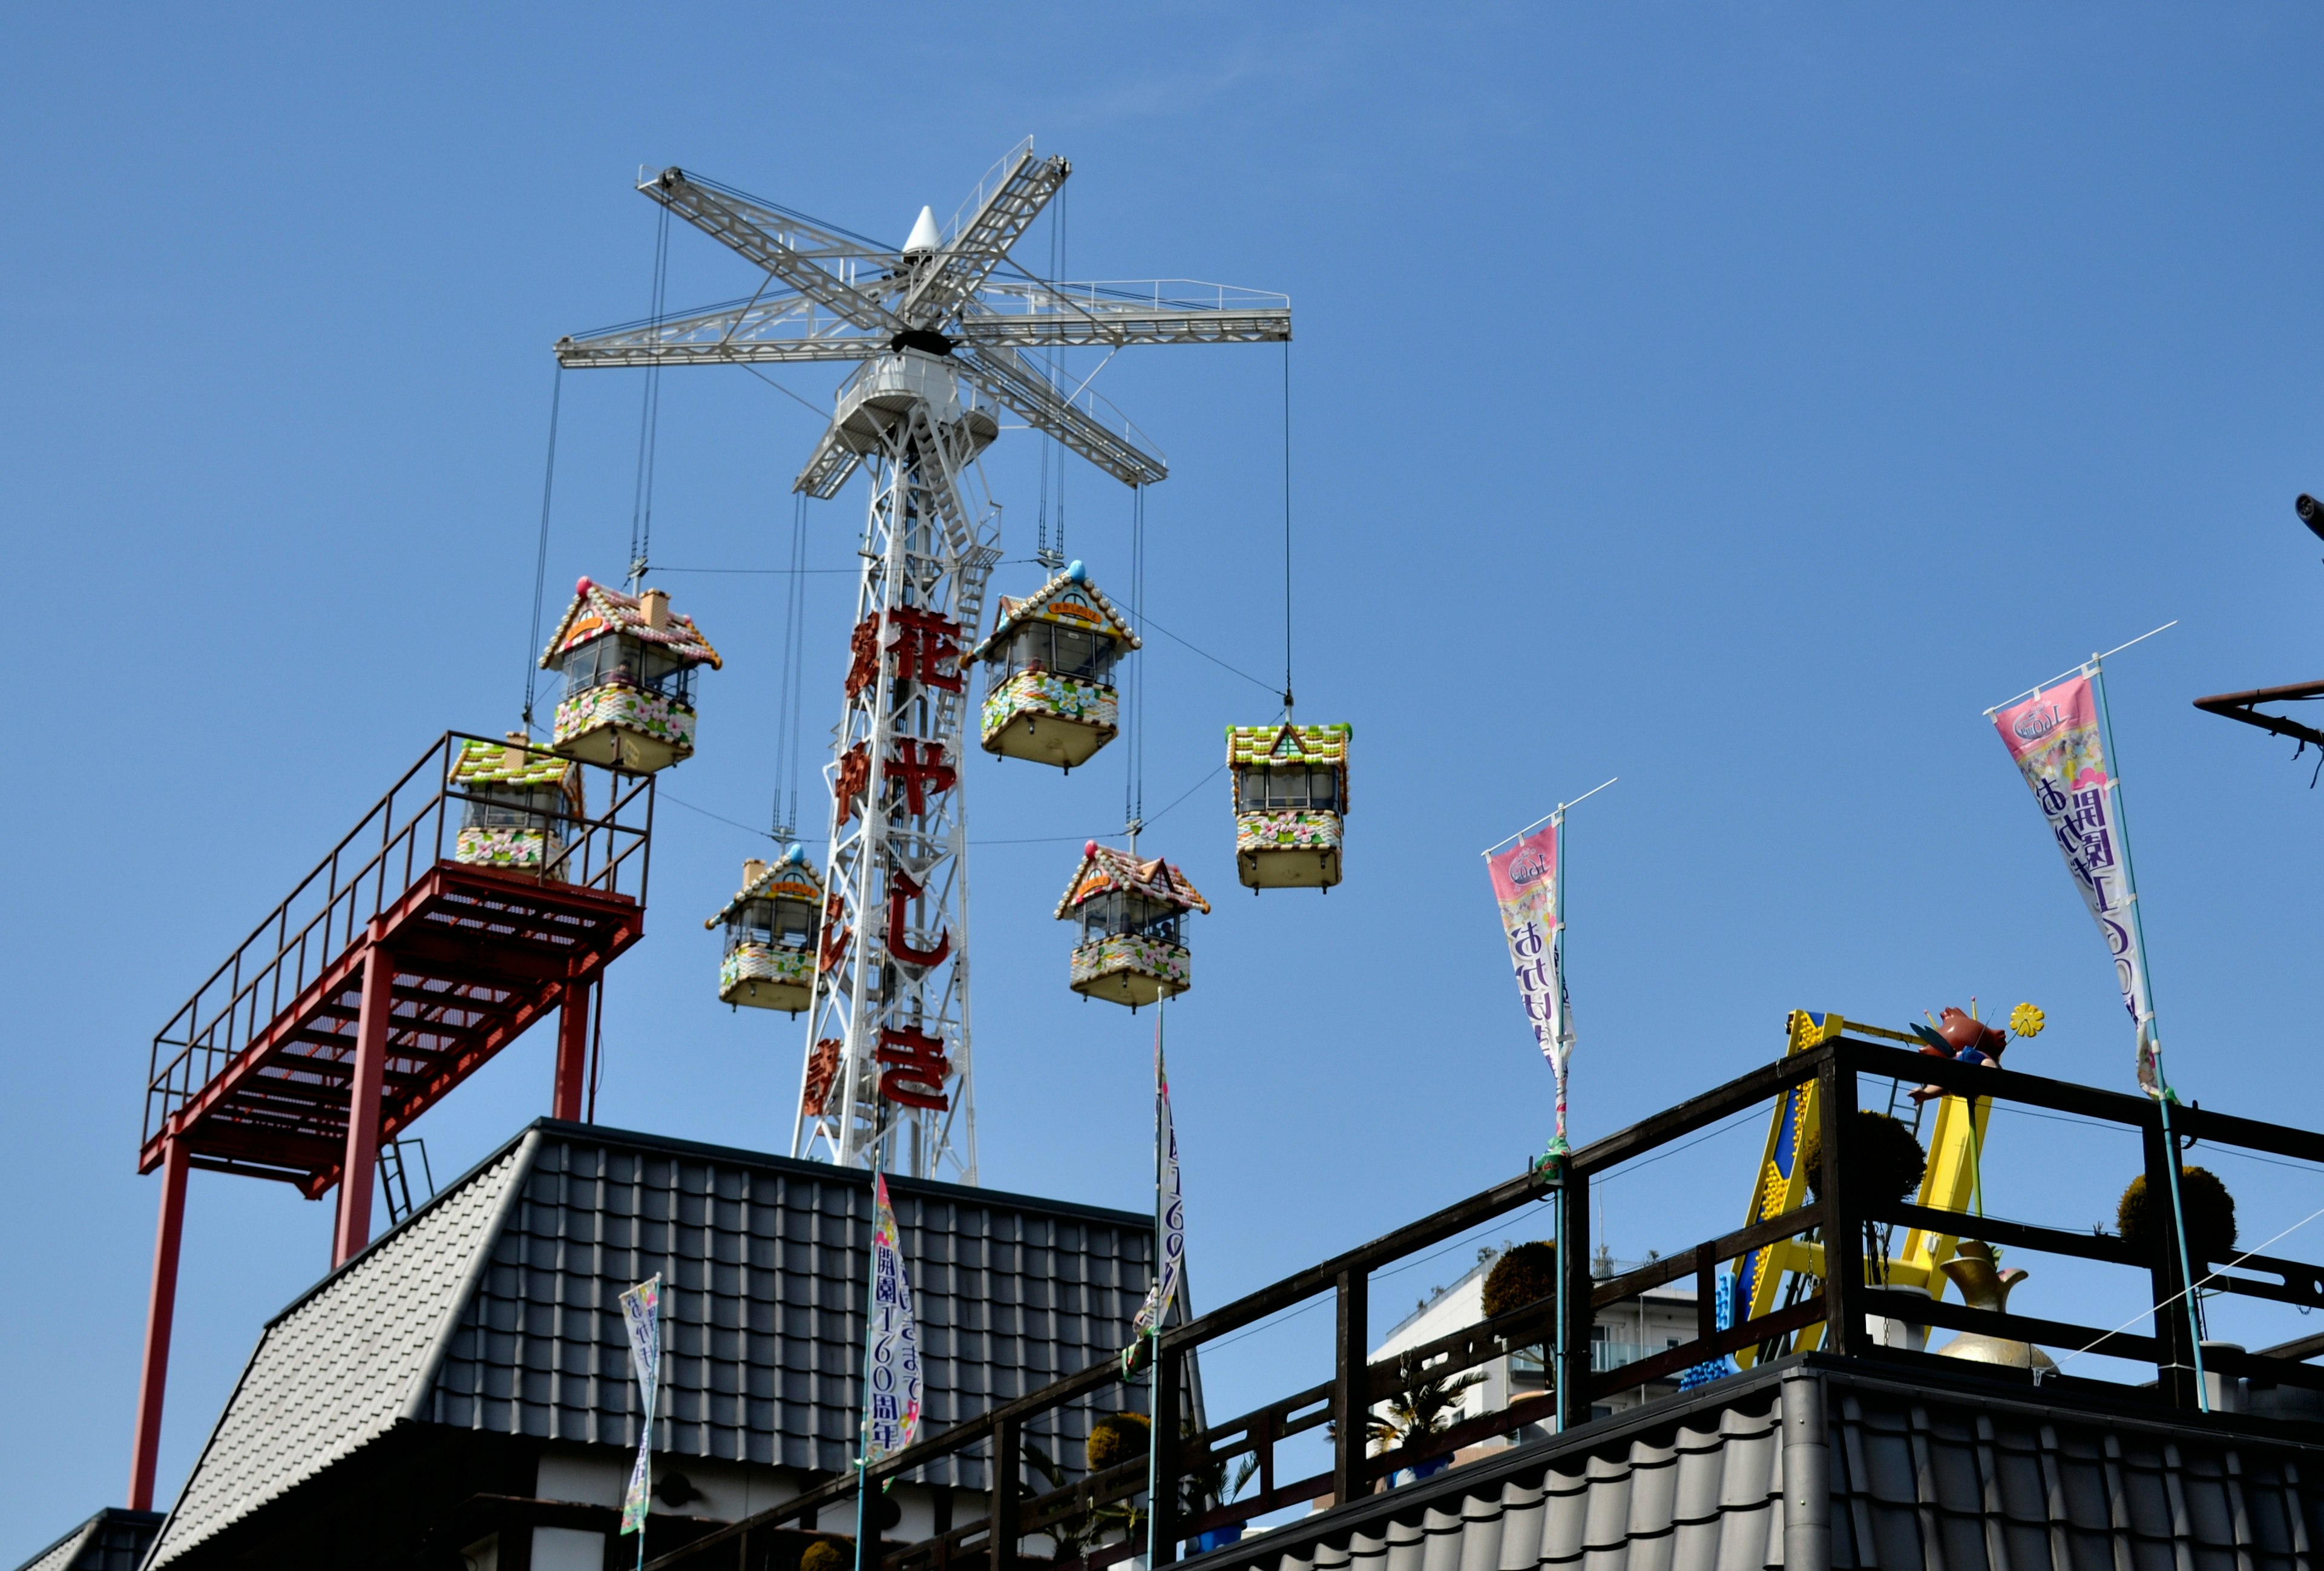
[771,898,817,949]
[1078,891,1184,948]
[462,784,570,832]
[997,622,1116,684]
[1235,766,1339,813]
[561,636,698,705]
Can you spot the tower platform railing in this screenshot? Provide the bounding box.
[141,730,652,1164]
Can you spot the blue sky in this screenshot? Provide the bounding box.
[8,2,2324,1550]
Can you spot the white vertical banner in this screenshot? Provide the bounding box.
[1487,822,1574,1151]
[1137,1046,1185,1337]
[864,1174,924,1463]
[1990,670,2162,1093]
[619,1274,662,1540]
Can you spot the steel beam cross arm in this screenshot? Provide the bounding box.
[960,280,1293,349]
[953,341,1167,487]
[642,168,908,337]
[556,292,884,368]
[902,144,1071,325]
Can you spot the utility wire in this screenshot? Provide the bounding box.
[521,364,565,734]
[1138,611,1282,696]
[2047,1199,2324,1376]
[649,565,856,576]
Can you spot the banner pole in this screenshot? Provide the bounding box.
[855,1117,887,1571]
[2090,659,2208,1412]
[1549,805,1570,1158]
[1553,1173,1569,1434]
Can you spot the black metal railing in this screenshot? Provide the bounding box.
[143,731,653,1156]
[634,1033,2324,1571]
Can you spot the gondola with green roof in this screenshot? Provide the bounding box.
[1227,721,1351,890]
[447,733,585,877]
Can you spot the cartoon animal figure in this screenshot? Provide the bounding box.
[1907,1003,2040,1102]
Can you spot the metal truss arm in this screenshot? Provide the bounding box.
[902,144,1071,324]
[953,343,1167,487]
[556,293,882,367]
[641,168,907,336]
[960,280,1292,347]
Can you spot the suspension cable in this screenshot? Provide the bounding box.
[1039,184,1069,568]
[1124,484,1147,848]
[628,203,672,591]
[521,364,565,734]
[770,488,812,841]
[1281,338,1294,717]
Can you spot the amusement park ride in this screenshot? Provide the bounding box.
[123,138,1341,1512]
[551,139,1324,1182]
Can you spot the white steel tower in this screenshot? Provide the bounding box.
[557,140,1290,1179]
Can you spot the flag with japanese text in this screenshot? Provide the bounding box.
[618,1275,661,1537]
[1488,823,1573,1146]
[864,1175,924,1464]
[1134,1048,1185,1339]
[1991,673,2159,1093]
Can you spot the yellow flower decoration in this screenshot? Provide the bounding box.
[2009,1002,2046,1039]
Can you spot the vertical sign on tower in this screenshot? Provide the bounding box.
[795,346,999,1184]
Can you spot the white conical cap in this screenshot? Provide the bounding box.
[902,205,942,255]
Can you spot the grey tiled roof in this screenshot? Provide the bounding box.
[14,1511,161,1571]
[148,1144,530,1567]
[1827,1376,2320,1570]
[149,1121,1158,1568]
[1213,1358,2324,1571]
[1253,1396,1785,1571]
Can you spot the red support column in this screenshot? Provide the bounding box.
[333,934,394,1268]
[128,1136,189,1511]
[552,977,591,1122]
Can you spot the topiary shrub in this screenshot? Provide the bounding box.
[1086,1411,1151,1471]
[2119,1167,2237,1263]
[801,1539,850,1571]
[1799,1111,1927,1203]
[1482,1241,1557,1319]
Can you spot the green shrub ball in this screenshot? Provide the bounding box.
[1482,1241,1557,1319]
[1799,1112,1927,1203]
[2119,1167,2237,1263]
[1086,1411,1152,1471]
[801,1540,850,1571]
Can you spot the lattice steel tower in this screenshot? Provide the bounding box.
[558,140,1290,1179]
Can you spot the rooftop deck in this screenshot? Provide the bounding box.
[629,1030,2324,1571]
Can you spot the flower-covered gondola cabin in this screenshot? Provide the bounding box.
[1055,841,1210,1008]
[539,578,722,773]
[449,733,584,877]
[1227,722,1351,889]
[704,845,822,1014]
[967,561,1139,771]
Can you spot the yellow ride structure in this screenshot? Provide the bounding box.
[1730,1009,1993,1364]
